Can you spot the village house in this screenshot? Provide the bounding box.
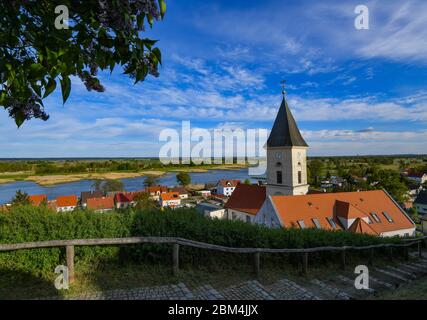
[114,192,138,209]
[225,184,266,223]
[254,190,416,237]
[29,194,47,206]
[56,195,78,212]
[80,191,104,207]
[414,190,427,216]
[196,202,226,219]
[198,190,211,197]
[225,93,416,238]
[406,170,427,185]
[171,186,189,199]
[160,192,181,208]
[216,180,240,196]
[86,196,115,213]
[145,186,168,201]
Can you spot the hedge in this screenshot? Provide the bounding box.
[0,205,401,276]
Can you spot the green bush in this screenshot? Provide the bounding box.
[0,205,401,276]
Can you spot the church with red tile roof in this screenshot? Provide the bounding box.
[225,94,416,237]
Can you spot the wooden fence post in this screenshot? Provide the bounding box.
[389,247,393,262]
[66,245,75,284]
[368,248,374,266]
[253,252,260,277]
[404,246,409,261]
[341,250,346,271]
[301,252,308,275]
[172,243,179,276]
[418,241,422,258]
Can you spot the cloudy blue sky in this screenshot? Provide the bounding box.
[2,0,427,158]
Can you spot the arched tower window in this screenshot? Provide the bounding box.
[276,171,282,184]
[297,162,302,184]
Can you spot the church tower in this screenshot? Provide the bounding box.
[266,93,309,196]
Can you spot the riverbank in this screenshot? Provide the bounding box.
[0,164,248,186]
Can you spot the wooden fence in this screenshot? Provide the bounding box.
[0,236,426,284]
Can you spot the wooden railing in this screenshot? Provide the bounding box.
[1,236,426,284]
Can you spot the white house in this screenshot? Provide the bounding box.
[171,187,189,199]
[225,184,266,223]
[196,202,226,219]
[56,195,78,212]
[216,180,240,196]
[198,190,211,197]
[253,190,416,238]
[160,192,181,208]
[407,172,427,185]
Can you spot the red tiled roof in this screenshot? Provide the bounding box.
[217,179,241,188]
[29,194,47,206]
[87,196,114,210]
[271,190,415,234]
[145,186,168,194]
[335,200,368,219]
[348,218,378,235]
[81,191,104,204]
[225,184,266,215]
[161,192,180,201]
[56,195,78,207]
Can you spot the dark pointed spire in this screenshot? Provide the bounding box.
[267,96,308,147]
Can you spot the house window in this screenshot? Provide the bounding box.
[382,211,394,223]
[297,220,305,229]
[312,218,322,229]
[298,171,302,184]
[246,215,251,223]
[277,171,282,184]
[326,217,337,229]
[370,212,381,223]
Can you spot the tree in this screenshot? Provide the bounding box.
[92,179,124,193]
[308,159,323,186]
[11,190,30,206]
[0,0,166,126]
[369,169,409,203]
[176,172,191,186]
[144,175,158,188]
[243,178,251,184]
[133,192,156,210]
[408,207,420,223]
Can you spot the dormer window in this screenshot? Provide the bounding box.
[382,211,394,223]
[312,218,322,229]
[297,220,305,229]
[370,212,381,223]
[326,217,337,229]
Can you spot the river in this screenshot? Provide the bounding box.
[0,169,261,204]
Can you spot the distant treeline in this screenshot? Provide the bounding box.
[0,159,219,175]
[0,155,426,175]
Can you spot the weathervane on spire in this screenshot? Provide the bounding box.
[281,80,287,97]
